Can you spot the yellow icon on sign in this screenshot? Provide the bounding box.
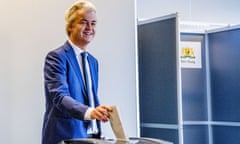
[181,47,195,58]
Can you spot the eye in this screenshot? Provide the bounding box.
[79,20,87,25]
[91,22,96,26]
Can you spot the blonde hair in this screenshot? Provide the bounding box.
[65,1,96,36]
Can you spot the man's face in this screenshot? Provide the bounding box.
[69,9,97,48]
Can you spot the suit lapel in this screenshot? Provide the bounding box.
[63,41,88,97]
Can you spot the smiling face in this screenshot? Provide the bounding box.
[68,9,97,50]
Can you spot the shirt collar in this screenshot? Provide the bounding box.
[68,39,86,56]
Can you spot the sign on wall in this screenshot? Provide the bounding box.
[180,41,202,68]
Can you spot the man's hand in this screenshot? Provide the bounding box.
[90,105,113,122]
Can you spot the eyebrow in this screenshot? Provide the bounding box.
[80,19,97,23]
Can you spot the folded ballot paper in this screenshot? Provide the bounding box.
[109,106,129,142]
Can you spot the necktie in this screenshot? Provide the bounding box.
[81,52,98,134]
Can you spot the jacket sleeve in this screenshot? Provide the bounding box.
[44,50,88,120]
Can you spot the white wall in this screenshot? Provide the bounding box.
[0,0,137,143]
[92,0,138,139]
[137,0,240,24]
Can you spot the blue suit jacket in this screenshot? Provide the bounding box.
[42,41,100,144]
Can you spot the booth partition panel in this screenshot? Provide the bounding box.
[138,14,179,144]
[208,28,240,144]
[180,34,208,121]
[183,125,209,144]
[180,33,209,144]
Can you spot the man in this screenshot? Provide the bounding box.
[42,1,112,144]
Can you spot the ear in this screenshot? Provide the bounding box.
[67,24,73,35]
[67,24,72,32]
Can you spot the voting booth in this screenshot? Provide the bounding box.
[138,13,240,144]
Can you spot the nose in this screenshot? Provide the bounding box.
[86,23,92,30]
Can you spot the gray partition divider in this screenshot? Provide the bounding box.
[180,33,212,144]
[180,33,207,121]
[208,26,240,144]
[138,13,182,144]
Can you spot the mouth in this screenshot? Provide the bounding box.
[83,31,93,36]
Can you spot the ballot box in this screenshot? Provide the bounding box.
[59,137,173,144]
[59,106,173,144]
